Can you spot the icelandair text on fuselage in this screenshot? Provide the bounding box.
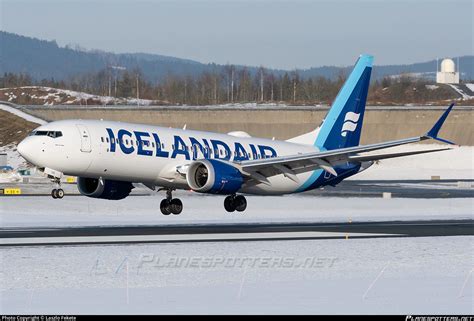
[106,128,278,161]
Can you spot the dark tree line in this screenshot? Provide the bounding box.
[0,67,459,105]
[0,67,351,105]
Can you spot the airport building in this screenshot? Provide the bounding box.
[436,58,460,84]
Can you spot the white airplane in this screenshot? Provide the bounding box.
[17,54,455,215]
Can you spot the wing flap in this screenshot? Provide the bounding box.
[348,148,452,162]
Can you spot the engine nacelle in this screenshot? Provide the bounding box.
[186,159,244,194]
[77,177,134,200]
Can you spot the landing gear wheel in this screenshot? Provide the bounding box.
[224,196,236,212]
[234,195,247,212]
[170,198,183,215]
[160,199,171,215]
[51,189,58,199]
[56,189,65,199]
[159,189,183,215]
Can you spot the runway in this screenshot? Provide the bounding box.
[1,219,472,247]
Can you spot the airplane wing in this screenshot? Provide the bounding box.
[235,104,455,184]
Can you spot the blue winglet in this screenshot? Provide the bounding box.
[425,103,455,145]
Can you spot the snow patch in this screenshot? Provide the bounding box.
[0,103,47,125]
[448,84,474,100]
[0,171,22,183]
[1,86,158,106]
[0,143,28,169]
[350,144,473,180]
[465,83,474,92]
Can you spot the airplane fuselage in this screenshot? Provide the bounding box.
[19,119,364,195]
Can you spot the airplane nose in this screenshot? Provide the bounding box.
[17,138,35,163]
[17,140,25,156]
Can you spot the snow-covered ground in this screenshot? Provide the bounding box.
[350,144,473,180]
[449,84,474,100]
[1,234,472,314]
[1,186,472,314]
[0,171,22,184]
[1,86,159,106]
[0,103,47,125]
[0,144,28,169]
[466,83,474,92]
[1,193,472,228]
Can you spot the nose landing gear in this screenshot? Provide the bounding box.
[159,188,183,215]
[224,194,247,213]
[51,178,64,199]
[51,188,65,199]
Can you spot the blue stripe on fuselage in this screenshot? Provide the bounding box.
[296,163,361,192]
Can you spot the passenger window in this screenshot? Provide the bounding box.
[106,137,109,143]
[101,137,104,143]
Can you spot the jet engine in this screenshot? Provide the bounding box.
[186,159,244,194]
[77,177,134,200]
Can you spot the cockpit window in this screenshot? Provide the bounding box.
[29,130,63,138]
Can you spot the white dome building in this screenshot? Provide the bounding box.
[436,58,459,84]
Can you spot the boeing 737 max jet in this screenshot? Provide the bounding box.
[17,55,456,215]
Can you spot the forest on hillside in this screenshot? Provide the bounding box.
[0,68,460,106]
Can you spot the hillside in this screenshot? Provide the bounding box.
[1,31,473,82]
[0,86,167,106]
[0,106,41,169]
[1,83,471,106]
[369,83,473,106]
[0,31,212,83]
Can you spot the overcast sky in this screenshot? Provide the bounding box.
[1,0,472,69]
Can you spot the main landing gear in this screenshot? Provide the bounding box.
[51,178,64,199]
[159,189,183,215]
[224,194,247,213]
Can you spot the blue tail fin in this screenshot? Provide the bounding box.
[315,54,373,150]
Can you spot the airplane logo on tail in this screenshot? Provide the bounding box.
[341,112,360,137]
